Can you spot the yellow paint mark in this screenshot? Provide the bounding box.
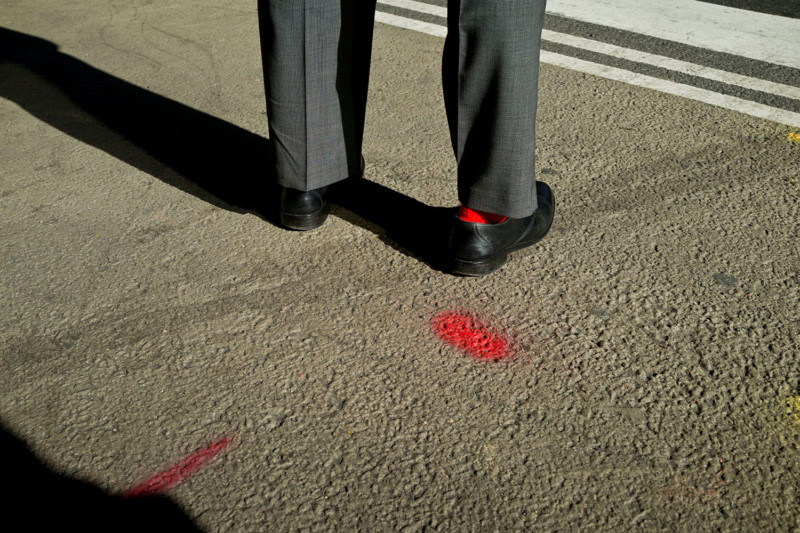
[788,132,800,143]
[788,396,800,425]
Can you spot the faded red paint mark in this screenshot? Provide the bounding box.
[121,436,232,498]
[431,311,513,361]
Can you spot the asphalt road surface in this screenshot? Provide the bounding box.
[1,1,799,531]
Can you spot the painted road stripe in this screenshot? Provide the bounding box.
[380,0,445,18]
[547,0,800,70]
[541,30,800,102]
[384,0,800,71]
[375,11,445,38]
[540,50,800,127]
[380,0,800,100]
[375,6,800,128]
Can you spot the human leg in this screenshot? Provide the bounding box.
[444,0,554,275]
[258,0,376,229]
[443,0,547,219]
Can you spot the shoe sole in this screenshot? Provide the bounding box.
[279,203,330,231]
[449,214,554,277]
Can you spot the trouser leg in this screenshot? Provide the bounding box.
[443,0,547,218]
[258,0,376,191]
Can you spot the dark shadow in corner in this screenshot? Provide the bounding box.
[1,422,202,532]
[0,27,451,269]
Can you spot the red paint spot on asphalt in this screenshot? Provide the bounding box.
[431,311,513,361]
[121,436,232,498]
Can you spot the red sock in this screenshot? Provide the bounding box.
[457,206,507,224]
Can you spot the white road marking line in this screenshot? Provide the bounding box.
[374,10,800,128]
[548,0,800,70]
[379,0,446,18]
[542,30,800,101]
[381,0,800,71]
[375,11,446,38]
[541,50,800,128]
[379,1,800,100]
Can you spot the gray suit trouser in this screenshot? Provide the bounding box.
[258,0,546,218]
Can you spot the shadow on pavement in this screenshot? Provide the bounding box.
[0,27,452,270]
[0,27,271,216]
[1,422,202,532]
[330,181,454,272]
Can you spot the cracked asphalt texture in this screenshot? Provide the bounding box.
[1,1,799,531]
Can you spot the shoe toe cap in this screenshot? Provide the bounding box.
[280,187,327,215]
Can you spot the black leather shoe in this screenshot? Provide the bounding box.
[279,157,365,231]
[279,185,331,231]
[448,182,555,276]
